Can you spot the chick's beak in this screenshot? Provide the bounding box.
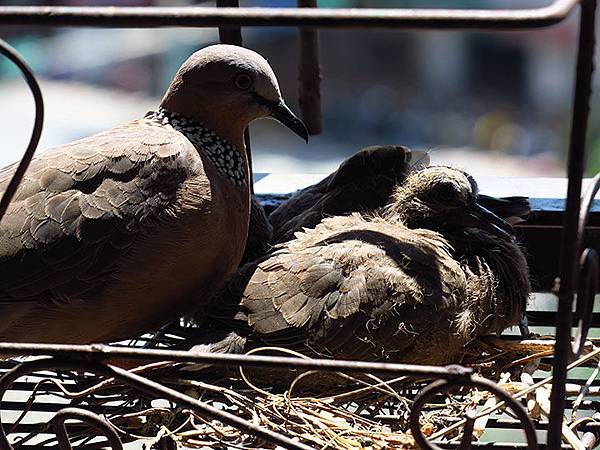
[466,202,515,241]
[256,94,308,143]
[444,198,515,241]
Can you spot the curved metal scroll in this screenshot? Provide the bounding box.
[573,247,599,356]
[0,38,44,225]
[572,173,600,357]
[0,360,123,450]
[53,408,123,450]
[409,376,538,450]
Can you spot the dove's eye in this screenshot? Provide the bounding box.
[234,73,253,90]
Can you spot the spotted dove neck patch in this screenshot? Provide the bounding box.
[147,108,247,186]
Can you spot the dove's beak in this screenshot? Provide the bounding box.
[463,202,515,241]
[443,197,515,241]
[268,100,309,143]
[254,94,309,143]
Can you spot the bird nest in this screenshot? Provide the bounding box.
[4,329,600,449]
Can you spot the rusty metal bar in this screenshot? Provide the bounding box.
[549,0,597,447]
[0,0,582,29]
[52,408,123,450]
[573,248,599,356]
[216,0,254,192]
[578,174,600,247]
[298,0,322,135]
[0,342,472,378]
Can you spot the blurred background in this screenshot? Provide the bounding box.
[1,0,598,177]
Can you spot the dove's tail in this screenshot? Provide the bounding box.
[189,329,249,355]
[181,327,250,372]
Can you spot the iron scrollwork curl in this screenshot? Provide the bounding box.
[0,38,44,226]
[409,376,538,450]
[572,173,600,358]
[0,358,123,450]
[52,408,124,450]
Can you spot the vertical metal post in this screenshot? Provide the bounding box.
[298,0,323,135]
[217,0,242,45]
[216,0,254,192]
[548,0,597,447]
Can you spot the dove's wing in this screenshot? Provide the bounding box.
[325,145,411,191]
[211,216,467,361]
[0,120,199,308]
[268,146,416,244]
[271,175,397,243]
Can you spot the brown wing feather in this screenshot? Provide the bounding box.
[269,146,413,243]
[271,176,396,243]
[0,120,198,312]
[209,214,468,362]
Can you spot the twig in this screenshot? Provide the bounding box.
[572,356,600,421]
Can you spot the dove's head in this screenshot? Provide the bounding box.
[160,44,308,147]
[387,166,515,241]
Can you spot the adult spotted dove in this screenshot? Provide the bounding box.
[0,44,308,345]
[189,166,530,366]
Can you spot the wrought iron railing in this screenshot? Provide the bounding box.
[0,1,598,449]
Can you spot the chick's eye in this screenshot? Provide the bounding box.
[234,73,253,90]
[435,183,458,203]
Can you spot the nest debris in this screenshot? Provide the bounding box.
[4,333,600,449]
